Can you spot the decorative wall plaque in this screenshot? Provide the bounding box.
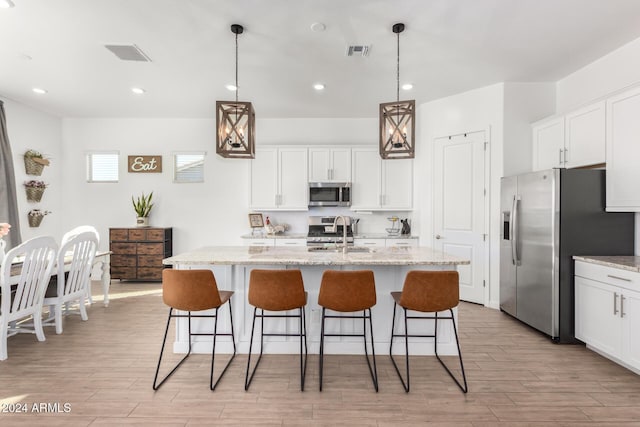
[128,155,162,173]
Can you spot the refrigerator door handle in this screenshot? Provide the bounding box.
[511,195,520,265]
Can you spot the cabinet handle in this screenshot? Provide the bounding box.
[621,295,626,318]
[559,149,563,166]
[327,169,331,180]
[363,242,376,245]
[564,148,569,164]
[394,242,410,246]
[614,292,619,315]
[330,168,334,180]
[607,274,631,282]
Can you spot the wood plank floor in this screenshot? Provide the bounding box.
[1,281,639,426]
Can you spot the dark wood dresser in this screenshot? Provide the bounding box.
[109,227,172,281]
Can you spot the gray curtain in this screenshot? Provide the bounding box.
[0,100,22,249]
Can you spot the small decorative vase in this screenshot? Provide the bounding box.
[136,216,149,227]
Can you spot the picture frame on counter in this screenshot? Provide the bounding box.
[248,213,264,228]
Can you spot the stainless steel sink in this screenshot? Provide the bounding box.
[307,246,372,253]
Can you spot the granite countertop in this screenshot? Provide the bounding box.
[164,246,469,266]
[354,233,417,239]
[240,233,307,239]
[573,256,640,273]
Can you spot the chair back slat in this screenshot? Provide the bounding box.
[56,232,98,300]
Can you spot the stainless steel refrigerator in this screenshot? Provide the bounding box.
[500,169,634,343]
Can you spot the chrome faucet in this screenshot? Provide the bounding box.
[333,215,349,254]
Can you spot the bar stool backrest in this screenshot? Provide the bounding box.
[249,269,305,311]
[162,269,222,311]
[318,270,376,312]
[400,271,459,312]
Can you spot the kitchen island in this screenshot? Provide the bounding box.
[163,246,469,355]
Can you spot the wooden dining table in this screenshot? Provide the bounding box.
[3,251,112,307]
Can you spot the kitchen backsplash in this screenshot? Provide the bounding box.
[253,208,413,236]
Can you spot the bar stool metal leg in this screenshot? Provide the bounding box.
[389,303,410,392]
[210,298,237,390]
[244,307,262,391]
[434,309,468,393]
[153,309,193,390]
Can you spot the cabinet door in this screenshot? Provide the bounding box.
[575,276,622,358]
[278,148,308,210]
[386,238,418,248]
[274,238,307,247]
[243,238,275,247]
[353,238,385,248]
[622,289,640,371]
[351,148,381,210]
[565,101,605,168]
[381,159,413,209]
[250,147,278,209]
[330,148,351,182]
[606,86,640,211]
[532,117,564,171]
[308,148,331,181]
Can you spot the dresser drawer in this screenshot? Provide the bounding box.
[137,243,163,255]
[128,229,146,240]
[111,242,136,255]
[137,267,163,280]
[111,254,136,267]
[138,255,163,267]
[111,266,136,279]
[110,229,128,241]
[146,229,167,241]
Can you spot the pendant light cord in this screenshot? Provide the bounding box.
[396,29,400,103]
[235,31,239,103]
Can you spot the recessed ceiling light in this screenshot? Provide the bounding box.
[313,83,325,91]
[225,84,237,91]
[32,87,47,94]
[0,0,15,9]
[402,83,414,90]
[310,22,326,32]
[131,87,146,95]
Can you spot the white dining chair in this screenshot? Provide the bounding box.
[0,236,57,361]
[61,225,99,305]
[43,231,98,334]
[0,239,6,265]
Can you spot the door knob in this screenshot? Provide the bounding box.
[435,234,442,239]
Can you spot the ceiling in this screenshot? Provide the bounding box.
[1,0,640,118]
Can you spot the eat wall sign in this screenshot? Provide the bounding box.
[127,155,162,173]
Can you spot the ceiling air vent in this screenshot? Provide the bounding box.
[104,44,152,62]
[346,45,370,57]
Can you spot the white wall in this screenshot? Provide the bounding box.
[61,117,410,254]
[557,37,640,112]
[503,83,556,176]
[417,83,504,308]
[556,35,640,254]
[1,97,63,243]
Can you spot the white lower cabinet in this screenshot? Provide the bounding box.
[385,238,418,248]
[353,238,385,248]
[243,238,275,247]
[575,260,640,373]
[274,239,307,247]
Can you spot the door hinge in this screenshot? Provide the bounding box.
[483,280,486,288]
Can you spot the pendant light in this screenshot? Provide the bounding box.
[216,24,255,159]
[379,23,415,159]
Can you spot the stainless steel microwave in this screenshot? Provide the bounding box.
[308,182,351,207]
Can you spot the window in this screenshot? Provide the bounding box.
[86,152,119,182]
[173,152,205,183]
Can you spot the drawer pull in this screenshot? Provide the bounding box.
[614,292,619,315]
[607,274,632,282]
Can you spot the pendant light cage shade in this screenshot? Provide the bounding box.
[379,99,415,159]
[216,100,255,158]
[380,22,415,159]
[216,23,255,159]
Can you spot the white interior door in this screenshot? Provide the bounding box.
[433,132,487,304]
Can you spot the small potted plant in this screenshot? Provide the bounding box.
[23,149,50,176]
[28,209,51,228]
[24,180,48,202]
[132,192,154,227]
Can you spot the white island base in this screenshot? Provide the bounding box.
[164,246,469,356]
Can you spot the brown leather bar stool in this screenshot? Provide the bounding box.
[153,269,236,391]
[318,270,378,392]
[245,269,308,391]
[389,270,468,393]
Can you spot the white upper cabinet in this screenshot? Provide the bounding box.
[249,147,308,211]
[351,147,413,211]
[565,100,606,169]
[532,117,565,171]
[606,86,640,211]
[308,147,351,182]
[532,100,606,171]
